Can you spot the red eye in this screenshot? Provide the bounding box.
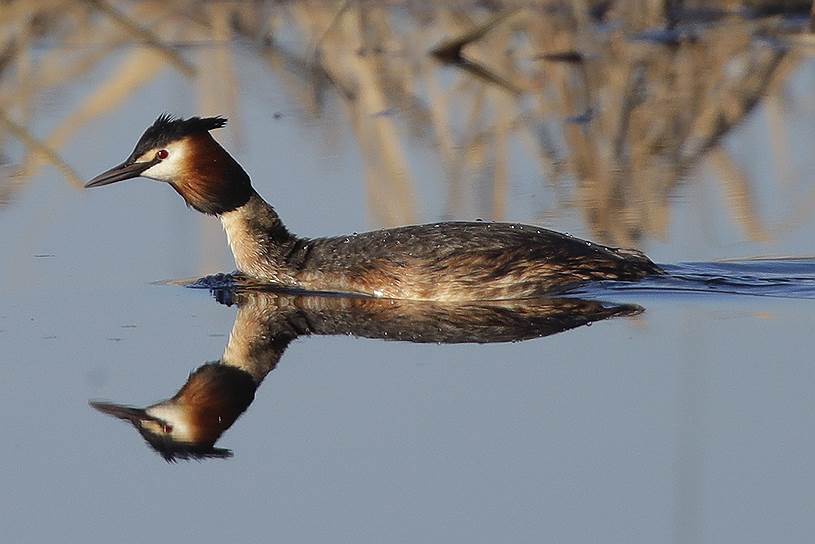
[156,149,169,160]
[162,423,173,433]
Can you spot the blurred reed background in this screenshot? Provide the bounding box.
[1,0,814,248]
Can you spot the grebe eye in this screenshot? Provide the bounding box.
[162,423,173,433]
[156,149,169,160]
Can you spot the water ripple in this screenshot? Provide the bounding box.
[583,258,815,299]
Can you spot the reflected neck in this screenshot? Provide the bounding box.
[219,191,299,283]
[221,295,299,382]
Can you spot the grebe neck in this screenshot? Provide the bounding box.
[219,191,299,283]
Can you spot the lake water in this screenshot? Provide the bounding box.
[1,3,814,543]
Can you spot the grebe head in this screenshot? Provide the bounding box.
[85,114,252,215]
[90,364,256,462]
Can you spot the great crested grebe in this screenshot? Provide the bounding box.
[85,114,662,300]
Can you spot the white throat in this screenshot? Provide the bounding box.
[146,403,196,443]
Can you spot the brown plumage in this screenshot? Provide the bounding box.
[85,114,663,300]
[170,132,253,215]
[168,364,257,446]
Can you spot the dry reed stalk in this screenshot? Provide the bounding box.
[85,0,195,75]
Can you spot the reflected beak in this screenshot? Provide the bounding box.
[84,159,158,188]
[90,401,157,425]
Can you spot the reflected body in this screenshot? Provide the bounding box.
[86,115,662,301]
[91,290,641,461]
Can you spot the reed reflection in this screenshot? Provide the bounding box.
[91,290,642,461]
[1,1,811,253]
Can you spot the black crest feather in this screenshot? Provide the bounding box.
[136,430,234,463]
[130,114,227,161]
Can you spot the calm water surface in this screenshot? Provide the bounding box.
[1,3,814,543]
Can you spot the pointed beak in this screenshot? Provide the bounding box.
[90,401,155,425]
[84,159,158,188]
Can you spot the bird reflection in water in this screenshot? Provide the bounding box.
[91,290,642,461]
